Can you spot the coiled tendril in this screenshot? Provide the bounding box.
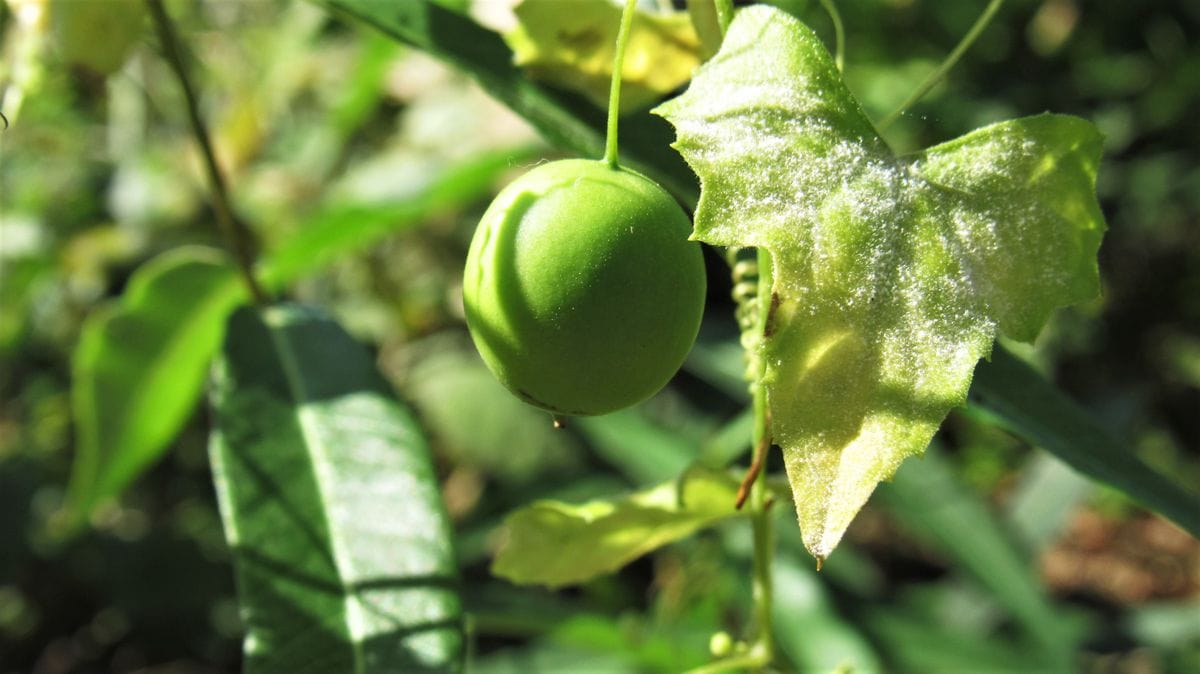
[725,246,761,390]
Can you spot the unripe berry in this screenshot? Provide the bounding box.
[463,159,705,416]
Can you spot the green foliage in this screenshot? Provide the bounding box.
[879,447,1074,666]
[973,347,1200,537]
[5,0,1199,671]
[492,466,742,588]
[655,5,1105,559]
[64,150,522,528]
[66,246,244,530]
[210,305,462,672]
[260,147,534,287]
[49,0,146,75]
[317,0,697,202]
[504,0,702,114]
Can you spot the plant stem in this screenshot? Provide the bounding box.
[878,0,1006,131]
[817,0,846,73]
[145,0,268,305]
[603,0,639,168]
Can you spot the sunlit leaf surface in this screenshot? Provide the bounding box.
[504,0,702,114]
[67,246,243,529]
[492,465,742,588]
[655,6,1105,559]
[210,305,462,672]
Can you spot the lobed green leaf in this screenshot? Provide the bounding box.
[655,5,1106,559]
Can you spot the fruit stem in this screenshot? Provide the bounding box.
[145,0,269,306]
[603,0,640,168]
[878,0,1006,131]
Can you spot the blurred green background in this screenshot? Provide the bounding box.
[1,0,1197,672]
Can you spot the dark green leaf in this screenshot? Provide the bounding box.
[492,466,742,588]
[972,347,1200,538]
[210,304,461,672]
[65,246,245,530]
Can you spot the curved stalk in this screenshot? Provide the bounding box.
[603,0,640,168]
[878,0,1006,131]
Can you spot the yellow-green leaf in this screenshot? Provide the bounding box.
[504,0,702,114]
[492,465,742,588]
[655,6,1105,560]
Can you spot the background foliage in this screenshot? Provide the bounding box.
[1,0,1198,672]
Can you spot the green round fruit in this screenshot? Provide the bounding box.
[463,159,706,416]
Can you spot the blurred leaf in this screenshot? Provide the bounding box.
[65,246,245,531]
[210,304,462,672]
[1004,451,1093,551]
[684,336,751,402]
[259,147,534,287]
[315,0,697,203]
[771,553,882,674]
[864,605,1055,674]
[575,411,695,485]
[0,0,52,124]
[550,614,709,672]
[505,0,702,114]
[492,466,742,588]
[972,346,1200,538]
[472,642,638,674]
[655,6,1105,560]
[49,0,146,75]
[1126,602,1200,649]
[698,408,753,467]
[878,446,1074,666]
[401,333,581,485]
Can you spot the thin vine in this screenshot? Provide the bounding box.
[878,0,1006,130]
[145,0,268,305]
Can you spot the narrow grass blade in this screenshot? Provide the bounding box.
[972,346,1200,537]
[878,446,1075,666]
